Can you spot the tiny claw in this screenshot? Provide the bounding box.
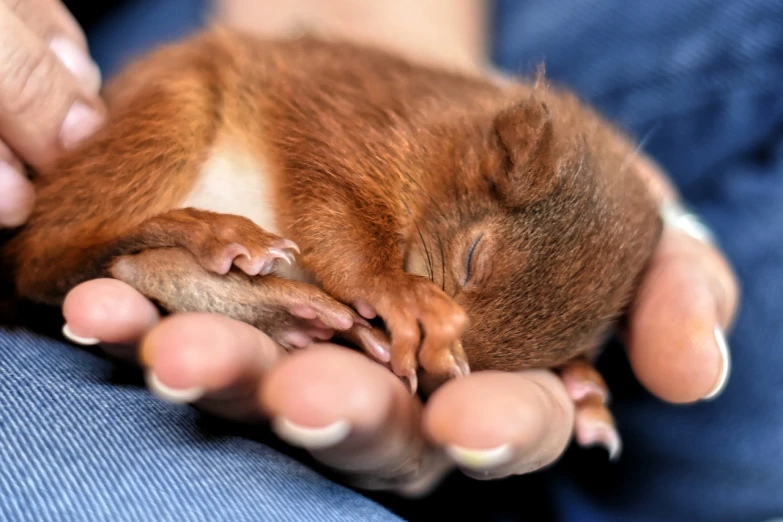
[253,259,278,276]
[279,239,300,254]
[268,248,295,266]
[451,356,470,378]
[403,371,418,395]
[576,420,622,461]
[360,326,391,362]
[336,324,391,363]
[451,340,470,377]
[446,354,464,378]
[392,350,419,394]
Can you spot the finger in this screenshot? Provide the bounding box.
[260,345,453,497]
[6,0,85,44]
[634,154,739,327]
[0,1,104,172]
[6,0,101,93]
[626,225,740,403]
[423,369,575,480]
[0,141,34,227]
[140,312,286,422]
[61,278,161,362]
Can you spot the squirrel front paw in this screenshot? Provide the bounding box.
[355,273,470,393]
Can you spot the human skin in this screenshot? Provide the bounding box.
[2,0,739,495]
[0,0,104,227]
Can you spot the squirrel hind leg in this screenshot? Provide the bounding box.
[109,246,387,356]
[560,358,622,461]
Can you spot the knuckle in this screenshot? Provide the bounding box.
[3,45,58,119]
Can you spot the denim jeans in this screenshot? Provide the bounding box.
[0,326,404,522]
[2,0,782,521]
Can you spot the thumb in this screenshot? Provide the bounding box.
[0,1,105,173]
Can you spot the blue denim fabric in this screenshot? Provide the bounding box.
[0,327,402,522]
[492,1,783,521]
[3,0,782,521]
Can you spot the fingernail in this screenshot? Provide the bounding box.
[703,326,731,400]
[49,36,102,94]
[145,369,205,404]
[445,443,513,470]
[576,422,623,461]
[60,101,104,150]
[403,371,418,396]
[272,417,351,450]
[62,323,100,346]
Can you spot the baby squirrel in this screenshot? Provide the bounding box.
[3,27,661,400]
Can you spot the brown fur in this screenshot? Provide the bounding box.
[2,27,661,387]
[108,247,383,354]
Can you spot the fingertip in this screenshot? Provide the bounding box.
[145,368,205,405]
[627,254,728,404]
[261,345,397,426]
[62,278,160,346]
[60,100,105,151]
[701,325,731,401]
[49,36,102,95]
[423,370,573,462]
[261,345,439,488]
[0,161,35,228]
[422,371,575,479]
[141,317,217,392]
[140,312,283,392]
[271,417,352,451]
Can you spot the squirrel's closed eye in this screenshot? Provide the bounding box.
[463,233,483,286]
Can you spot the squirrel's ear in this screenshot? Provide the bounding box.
[493,98,558,206]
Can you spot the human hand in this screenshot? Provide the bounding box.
[0,0,104,228]
[57,150,738,495]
